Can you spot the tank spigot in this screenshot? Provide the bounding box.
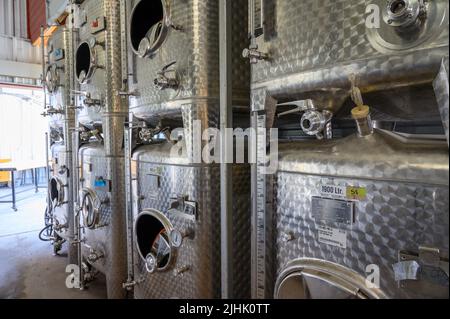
[154,61,179,91]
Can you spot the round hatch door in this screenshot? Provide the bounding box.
[135,209,177,273]
[275,259,387,299]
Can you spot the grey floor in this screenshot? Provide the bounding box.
[0,186,107,299]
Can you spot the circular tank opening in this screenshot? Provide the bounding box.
[76,42,92,83]
[135,212,172,271]
[49,177,64,207]
[277,272,364,299]
[49,178,60,203]
[82,194,95,227]
[81,189,99,229]
[130,0,165,56]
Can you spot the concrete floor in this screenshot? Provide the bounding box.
[0,187,107,299]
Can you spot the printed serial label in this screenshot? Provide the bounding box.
[318,225,347,249]
[311,196,354,225]
[320,184,367,201]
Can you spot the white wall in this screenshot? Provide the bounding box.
[0,90,48,164]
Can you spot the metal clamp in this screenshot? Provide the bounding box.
[117,90,140,97]
[173,265,190,277]
[242,44,269,64]
[41,107,64,117]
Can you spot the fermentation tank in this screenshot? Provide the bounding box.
[72,0,128,299]
[247,0,450,298]
[43,27,77,263]
[123,0,251,298]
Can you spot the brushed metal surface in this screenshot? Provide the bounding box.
[50,143,70,241]
[75,0,107,126]
[272,131,449,299]
[434,57,449,145]
[78,144,111,276]
[127,0,250,121]
[250,0,449,299]
[130,142,251,299]
[46,29,69,129]
[45,28,78,265]
[103,0,128,299]
[250,0,448,113]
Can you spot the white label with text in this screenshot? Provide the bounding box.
[318,225,347,249]
[320,184,346,199]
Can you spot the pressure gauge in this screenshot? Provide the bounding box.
[170,229,183,248]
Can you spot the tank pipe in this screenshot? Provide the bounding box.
[122,0,135,291]
[63,25,78,266]
[41,25,47,113]
[249,0,256,46]
[104,0,129,299]
[219,0,234,299]
[45,132,50,187]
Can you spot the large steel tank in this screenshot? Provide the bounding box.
[273,128,449,299]
[44,29,66,130]
[74,0,106,126]
[248,0,450,298]
[123,0,251,298]
[72,0,128,299]
[129,141,250,299]
[43,27,78,264]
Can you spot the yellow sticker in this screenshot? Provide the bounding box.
[346,187,367,201]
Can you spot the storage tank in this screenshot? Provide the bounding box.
[247,0,449,298]
[123,0,251,298]
[43,27,78,264]
[72,0,128,299]
[273,117,449,299]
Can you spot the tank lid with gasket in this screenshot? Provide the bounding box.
[48,176,65,208]
[80,187,101,229]
[275,259,387,299]
[45,64,60,94]
[75,38,98,84]
[129,0,171,58]
[135,209,187,273]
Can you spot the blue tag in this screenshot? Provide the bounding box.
[53,48,64,61]
[94,178,107,187]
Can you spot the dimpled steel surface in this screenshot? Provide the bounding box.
[273,131,449,298]
[131,142,251,299]
[128,0,250,121]
[76,0,106,125]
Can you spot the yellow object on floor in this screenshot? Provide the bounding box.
[0,159,12,184]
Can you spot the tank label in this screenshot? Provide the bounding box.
[312,196,355,225]
[320,184,367,201]
[320,185,346,199]
[318,225,347,249]
[346,187,367,201]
